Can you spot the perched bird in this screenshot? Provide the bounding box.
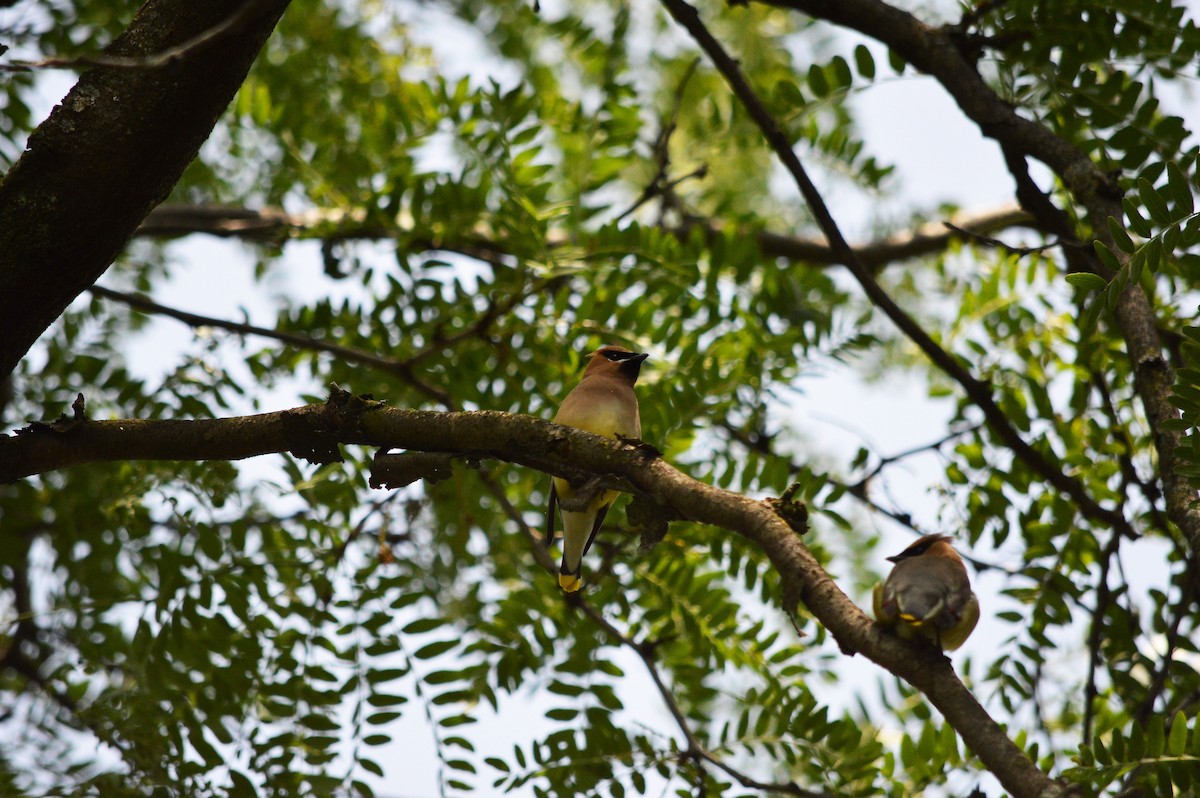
[546,345,648,592]
[872,534,979,651]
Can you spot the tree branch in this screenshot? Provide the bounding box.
[0,391,1067,798]
[133,202,1036,271]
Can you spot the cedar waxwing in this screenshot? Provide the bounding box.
[872,534,979,651]
[546,345,648,592]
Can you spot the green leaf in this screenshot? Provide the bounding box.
[830,55,853,90]
[414,639,458,659]
[1168,712,1188,757]
[1094,240,1122,271]
[853,44,875,79]
[1167,161,1194,216]
[1107,216,1136,253]
[807,64,830,97]
[300,713,339,731]
[776,78,805,108]
[1147,715,1166,758]
[1066,272,1108,291]
[403,618,447,634]
[1124,197,1153,237]
[1139,177,1172,225]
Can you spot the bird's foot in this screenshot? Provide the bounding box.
[557,476,605,512]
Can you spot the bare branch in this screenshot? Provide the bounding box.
[90,286,453,407]
[616,56,705,223]
[942,222,1065,257]
[134,202,1036,271]
[715,419,1016,576]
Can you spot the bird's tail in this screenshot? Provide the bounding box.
[558,570,583,593]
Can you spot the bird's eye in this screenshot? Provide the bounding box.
[604,351,624,361]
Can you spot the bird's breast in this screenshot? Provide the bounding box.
[554,388,641,439]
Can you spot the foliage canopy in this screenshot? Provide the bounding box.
[2,0,1200,796]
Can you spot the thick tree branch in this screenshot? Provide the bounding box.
[0,0,292,380]
[657,0,1133,546]
[133,202,1035,271]
[755,0,1200,559]
[0,392,1066,798]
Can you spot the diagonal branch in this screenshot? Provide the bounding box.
[0,390,1069,798]
[90,285,453,406]
[656,0,1134,545]
[755,0,1200,561]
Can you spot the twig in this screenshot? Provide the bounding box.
[1092,374,1168,532]
[997,143,1095,275]
[616,57,704,222]
[0,541,81,720]
[571,596,830,797]
[716,419,1016,575]
[848,423,985,490]
[1134,567,1198,725]
[1081,528,1123,744]
[0,0,284,73]
[942,222,1063,257]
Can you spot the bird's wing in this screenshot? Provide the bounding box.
[545,480,559,549]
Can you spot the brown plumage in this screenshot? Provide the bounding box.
[546,345,648,592]
[872,534,979,651]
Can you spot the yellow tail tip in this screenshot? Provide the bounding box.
[558,573,583,593]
